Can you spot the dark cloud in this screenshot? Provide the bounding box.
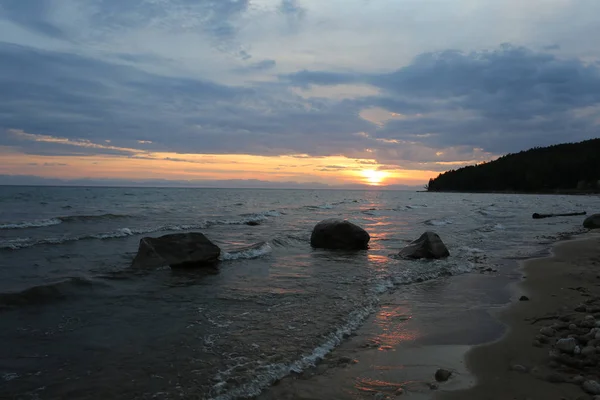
[543,44,561,51]
[0,42,371,158]
[1,0,65,38]
[279,0,306,19]
[283,45,600,155]
[234,59,277,73]
[2,39,599,170]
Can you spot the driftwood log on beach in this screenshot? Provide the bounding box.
[532,212,587,219]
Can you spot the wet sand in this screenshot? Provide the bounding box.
[258,233,600,400]
[442,232,600,400]
[258,262,516,399]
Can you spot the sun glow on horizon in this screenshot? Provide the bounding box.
[0,129,440,187]
[360,169,388,186]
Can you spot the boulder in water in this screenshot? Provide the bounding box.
[310,219,370,250]
[584,214,600,229]
[399,231,449,259]
[132,232,221,268]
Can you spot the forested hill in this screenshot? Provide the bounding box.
[426,139,600,193]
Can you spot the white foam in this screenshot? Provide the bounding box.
[209,304,375,400]
[220,242,273,261]
[424,218,453,226]
[0,218,62,230]
[2,373,19,381]
[406,204,427,209]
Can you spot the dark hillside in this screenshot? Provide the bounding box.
[426,139,600,193]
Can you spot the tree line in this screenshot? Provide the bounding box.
[426,139,600,193]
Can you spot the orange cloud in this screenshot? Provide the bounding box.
[2,130,438,186]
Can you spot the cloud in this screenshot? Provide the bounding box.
[279,0,306,19]
[1,0,600,182]
[234,59,277,73]
[283,44,600,155]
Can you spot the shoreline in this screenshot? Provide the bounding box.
[256,232,600,400]
[441,232,600,400]
[424,190,600,196]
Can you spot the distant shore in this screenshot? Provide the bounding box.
[442,233,600,400]
[423,189,600,196]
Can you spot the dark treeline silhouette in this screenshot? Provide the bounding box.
[426,139,600,193]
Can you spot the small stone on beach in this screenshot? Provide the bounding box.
[338,356,353,364]
[435,368,452,382]
[556,337,578,353]
[576,304,587,312]
[583,380,600,395]
[395,388,404,396]
[428,383,439,390]
[511,364,528,373]
[519,295,530,301]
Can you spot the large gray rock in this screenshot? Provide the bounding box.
[310,219,370,250]
[584,214,600,229]
[132,232,220,268]
[399,231,449,259]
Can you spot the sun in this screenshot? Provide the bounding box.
[360,169,388,186]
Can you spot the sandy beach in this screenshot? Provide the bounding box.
[442,232,600,400]
[258,232,600,400]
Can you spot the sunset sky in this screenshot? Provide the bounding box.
[1,0,599,188]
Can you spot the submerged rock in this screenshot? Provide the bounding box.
[399,231,449,259]
[519,295,530,301]
[435,368,452,381]
[584,214,600,229]
[132,232,221,268]
[310,219,370,250]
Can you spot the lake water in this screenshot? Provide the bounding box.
[0,186,596,399]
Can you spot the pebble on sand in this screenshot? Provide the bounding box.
[435,369,452,382]
[575,304,587,312]
[556,337,578,354]
[583,380,600,395]
[511,364,528,373]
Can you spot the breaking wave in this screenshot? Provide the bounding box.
[0,213,130,230]
[220,242,273,261]
[423,217,453,226]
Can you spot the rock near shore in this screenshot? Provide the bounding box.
[310,219,370,250]
[132,232,221,268]
[584,214,600,229]
[399,231,449,259]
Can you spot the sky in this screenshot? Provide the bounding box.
[1,0,599,188]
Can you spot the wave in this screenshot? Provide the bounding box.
[270,233,310,248]
[1,212,284,251]
[423,218,453,226]
[220,242,273,261]
[0,277,103,308]
[58,213,130,223]
[405,204,428,209]
[304,203,334,210]
[0,213,130,230]
[0,218,62,230]
[377,257,475,294]
[209,303,375,400]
